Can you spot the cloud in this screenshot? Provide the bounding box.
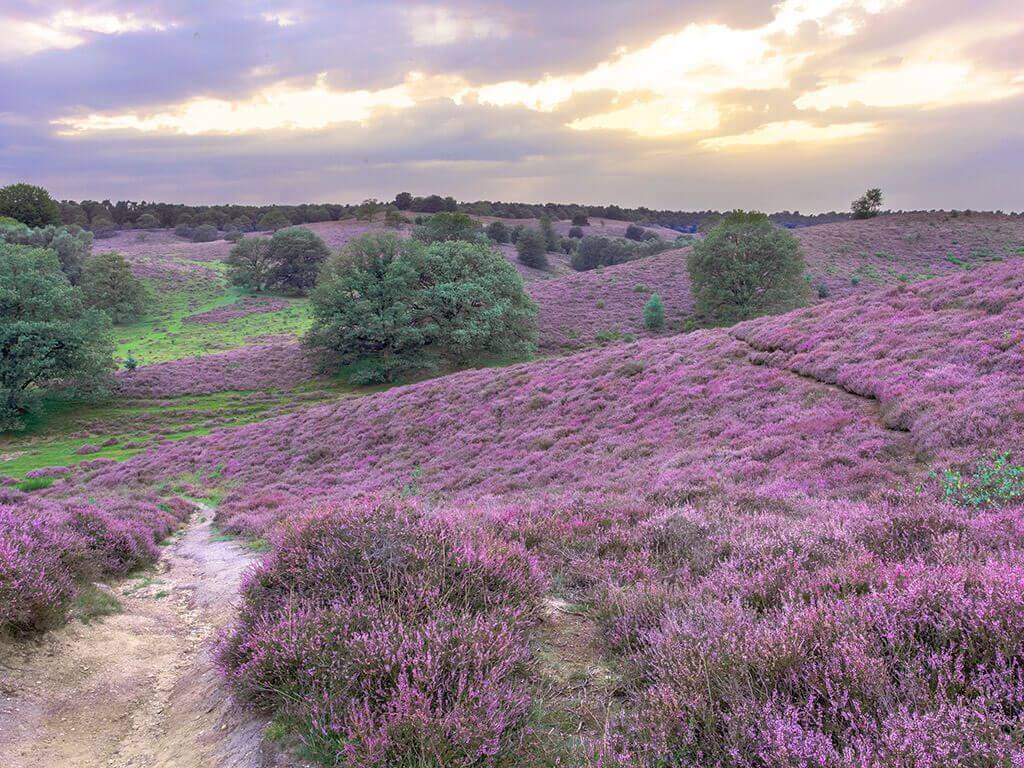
[0,0,1022,210]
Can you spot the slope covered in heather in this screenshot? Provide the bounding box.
[82,259,1024,535]
[534,212,1024,351]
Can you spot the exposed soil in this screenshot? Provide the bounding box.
[0,507,284,768]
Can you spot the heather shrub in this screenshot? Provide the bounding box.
[413,212,482,244]
[643,293,665,330]
[225,236,273,291]
[191,223,220,243]
[0,183,61,227]
[218,498,544,766]
[308,234,536,382]
[1,243,114,431]
[688,211,809,325]
[80,251,148,323]
[516,228,548,268]
[266,227,330,295]
[485,220,510,243]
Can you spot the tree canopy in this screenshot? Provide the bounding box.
[307,234,536,383]
[80,252,148,324]
[687,210,809,325]
[0,183,61,228]
[1,243,114,430]
[266,228,330,295]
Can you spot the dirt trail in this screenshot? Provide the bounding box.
[0,506,276,768]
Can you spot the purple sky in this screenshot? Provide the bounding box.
[1,0,1022,211]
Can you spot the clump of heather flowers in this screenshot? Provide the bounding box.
[0,496,191,636]
[218,497,545,767]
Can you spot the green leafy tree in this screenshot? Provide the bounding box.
[1,244,114,430]
[571,236,634,271]
[226,237,273,291]
[135,213,161,229]
[516,228,548,269]
[267,228,330,295]
[851,188,883,219]
[687,211,809,325]
[0,223,93,284]
[307,234,536,383]
[394,192,413,210]
[643,293,665,330]
[0,183,61,228]
[80,252,148,323]
[539,215,559,251]
[486,221,510,244]
[258,209,292,231]
[413,212,482,244]
[355,198,382,221]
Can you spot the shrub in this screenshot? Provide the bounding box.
[486,221,510,244]
[258,209,292,231]
[307,234,537,382]
[539,215,559,251]
[218,498,543,767]
[571,235,634,271]
[571,213,590,226]
[0,183,61,227]
[568,225,584,239]
[413,212,482,244]
[135,213,161,229]
[852,188,883,219]
[266,228,330,295]
[687,211,809,325]
[191,224,220,243]
[90,217,117,238]
[80,252,148,324]
[625,223,655,241]
[0,244,114,430]
[174,223,194,239]
[515,228,548,269]
[817,282,830,299]
[383,209,405,229]
[935,452,1024,508]
[225,237,273,291]
[643,293,665,330]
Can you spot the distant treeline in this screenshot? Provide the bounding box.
[55,192,1022,234]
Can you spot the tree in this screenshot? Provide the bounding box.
[539,215,559,251]
[355,199,382,221]
[266,227,330,294]
[384,209,405,229]
[643,293,665,330]
[625,223,657,242]
[516,229,548,269]
[258,209,292,231]
[571,213,590,226]
[394,192,413,210]
[851,188,883,220]
[226,237,273,291]
[0,223,93,284]
[80,252,148,324]
[191,224,220,242]
[0,183,61,228]
[413,212,482,244]
[486,221,510,244]
[687,211,809,325]
[307,234,536,383]
[135,213,161,229]
[1,244,114,430]
[571,236,634,271]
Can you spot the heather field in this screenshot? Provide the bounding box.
[4,212,1024,767]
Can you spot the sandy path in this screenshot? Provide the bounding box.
[0,507,276,768]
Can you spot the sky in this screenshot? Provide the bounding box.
[0,0,1022,212]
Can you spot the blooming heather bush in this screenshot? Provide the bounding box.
[218,498,544,766]
[0,496,190,635]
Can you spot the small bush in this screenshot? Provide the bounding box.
[935,452,1024,508]
[817,283,830,299]
[643,293,665,330]
[571,213,590,226]
[625,223,655,242]
[191,224,220,243]
[486,220,510,244]
[568,225,584,239]
[516,228,548,269]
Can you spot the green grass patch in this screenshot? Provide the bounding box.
[72,585,123,625]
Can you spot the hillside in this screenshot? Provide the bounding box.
[80,259,1023,533]
[535,212,1024,350]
